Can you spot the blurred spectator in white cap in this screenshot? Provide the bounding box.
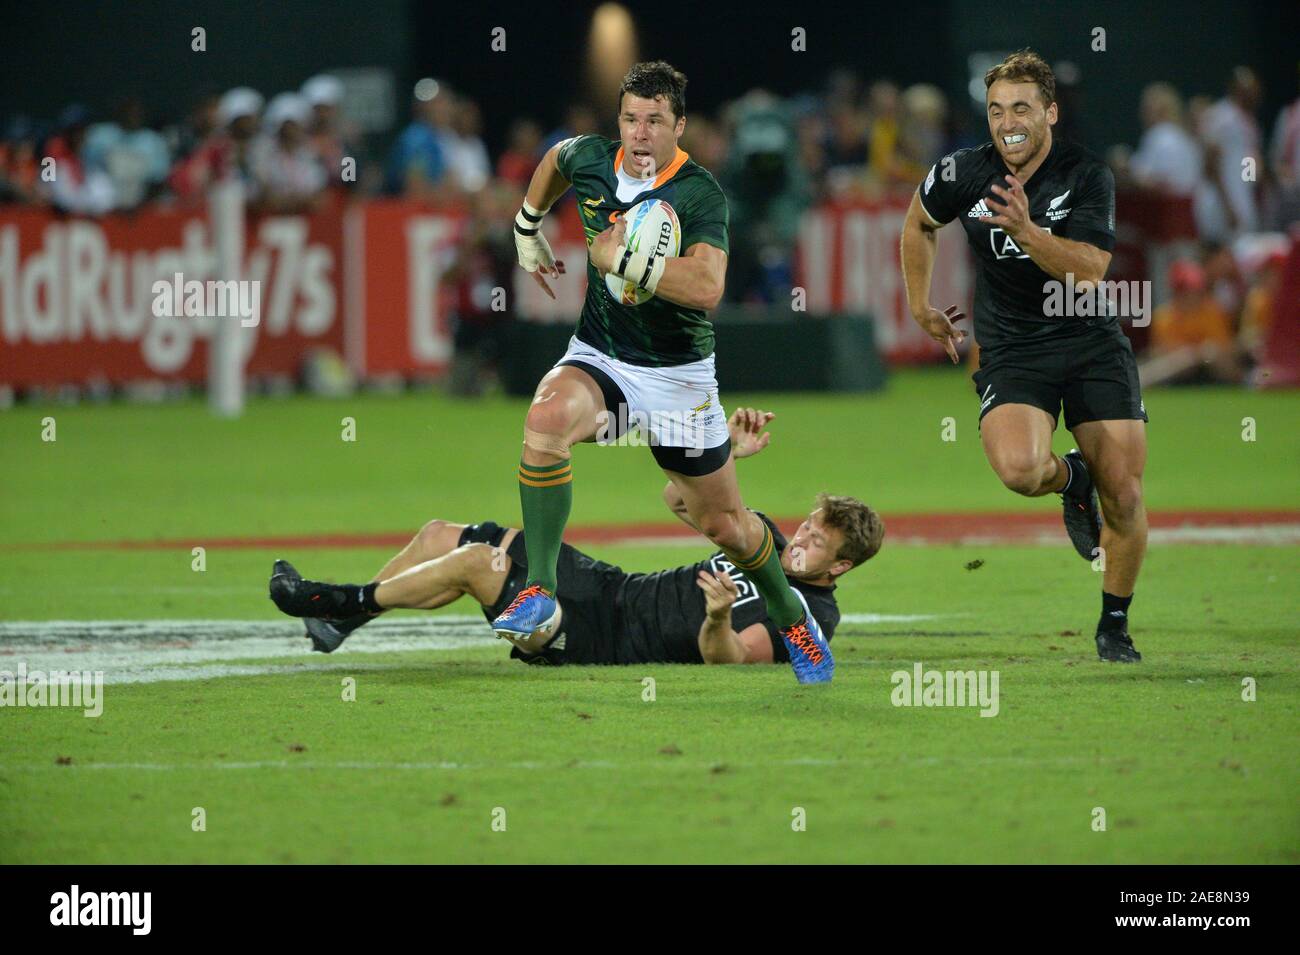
[219,87,264,134]
[302,74,343,111]
[169,86,263,203]
[1200,67,1264,239]
[301,73,359,185]
[253,92,326,211]
[83,97,171,209]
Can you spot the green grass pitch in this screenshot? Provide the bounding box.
[0,369,1296,863]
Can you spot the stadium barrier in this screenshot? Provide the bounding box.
[4,191,1213,393]
[499,310,886,397]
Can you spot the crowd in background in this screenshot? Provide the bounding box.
[1109,66,1299,387]
[1,63,1295,387]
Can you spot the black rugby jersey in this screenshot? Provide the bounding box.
[601,511,840,665]
[917,137,1119,355]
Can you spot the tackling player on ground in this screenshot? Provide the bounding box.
[268,408,883,669]
[900,50,1148,662]
[498,61,834,682]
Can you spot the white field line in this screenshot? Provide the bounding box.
[0,614,953,685]
[887,525,1300,547]
[840,613,951,624]
[606,525,1300,547]
[0,754,1144,773]
[1147,524,1300,545]
[0,616,498,683]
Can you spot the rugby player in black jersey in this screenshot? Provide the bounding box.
[900,50,1147,662]
[268,408,883,668]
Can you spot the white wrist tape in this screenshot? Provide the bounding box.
[515,200,548,236]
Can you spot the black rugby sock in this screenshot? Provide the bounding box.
[335,582,384,615]
[1099,591,1132,634]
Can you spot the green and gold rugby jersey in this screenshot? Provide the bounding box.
[556,134,730,367]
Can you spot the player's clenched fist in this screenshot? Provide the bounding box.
[514,200,566,299]
[696,569,738,620]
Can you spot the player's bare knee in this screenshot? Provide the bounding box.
[523,393,584,445]
[415,519,450,556]
[994,459,1045,496]
[522,394,578,459]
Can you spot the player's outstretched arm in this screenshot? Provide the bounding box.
[514,143,573,299]
[901,191,967,364]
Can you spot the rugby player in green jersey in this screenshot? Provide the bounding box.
[497,61,832,683]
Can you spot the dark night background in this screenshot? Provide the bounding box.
[1,0,1296,156]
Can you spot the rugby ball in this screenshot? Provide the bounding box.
[604,198,681,306]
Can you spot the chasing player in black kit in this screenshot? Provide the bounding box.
[900,50,1148,662]
[267,408,883,668]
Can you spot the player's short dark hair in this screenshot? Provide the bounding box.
[618,61,687,121]
[984,49,1057,107]
[815,493,884,568]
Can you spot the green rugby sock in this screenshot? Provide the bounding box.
[517,457,572,595]
[729,522,805,630]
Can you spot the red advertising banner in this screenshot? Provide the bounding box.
[345,200,466,378]
[0,205,348,388]
[795,198,973,363]
[10,192,1212,388]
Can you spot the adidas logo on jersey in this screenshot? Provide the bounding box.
[967,199,995,218]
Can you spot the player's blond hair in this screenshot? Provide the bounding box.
[984,49,1057,107]
[815,493,884,567]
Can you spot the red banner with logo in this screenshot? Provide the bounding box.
[795,198,974,363]
[0,200,479,389]
[0,205,353,388]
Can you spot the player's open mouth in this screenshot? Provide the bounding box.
[1002,133,1027,146]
